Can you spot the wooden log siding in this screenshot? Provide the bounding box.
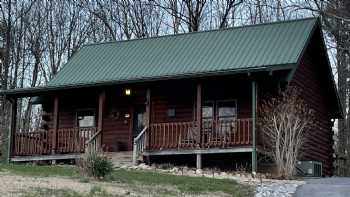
[290,34,335,176]
[147,119,251,150]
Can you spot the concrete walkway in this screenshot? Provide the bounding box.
[295,177,350,197]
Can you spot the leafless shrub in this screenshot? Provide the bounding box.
[258,86,315,179]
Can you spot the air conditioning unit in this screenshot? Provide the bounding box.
[296,161,322,177]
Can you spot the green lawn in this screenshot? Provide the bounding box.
[0,163,78,177]
[0,164,253,196]
[110,169,251,195]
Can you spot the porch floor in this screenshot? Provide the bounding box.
[143,146,254,156]
[10,153,82,162]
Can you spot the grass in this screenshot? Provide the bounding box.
[0,164,253,196]
[0,163,78,177]
[109,169,252,196]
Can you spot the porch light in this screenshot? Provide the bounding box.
[125,88,131,96]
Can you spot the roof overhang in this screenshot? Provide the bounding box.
[0,64,295,98]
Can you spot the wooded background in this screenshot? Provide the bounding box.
[0,0,349,175]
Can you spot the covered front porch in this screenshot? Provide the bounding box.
[5,75,265,171]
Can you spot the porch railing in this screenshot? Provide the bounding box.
[14,130,51,156]
[201,118,251,148]
[133,126,148,165]
[57,127,97,154]
[85,128,102,153]
[13,127,97,156]
[147,118,252,151]
[148,121,196,150]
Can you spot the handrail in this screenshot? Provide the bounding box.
[86,129,102,145]
[85,128,101,153]
[134,127,147,142]
[132,126,148,165]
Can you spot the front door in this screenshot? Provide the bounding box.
[133,105,146,138]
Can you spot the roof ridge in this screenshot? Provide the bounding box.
[82,17,318,48]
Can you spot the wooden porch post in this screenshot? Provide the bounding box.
[145,88,151,149]
[196,82,202,146]
[97,90,106,150]
[252,81,258,173]
[52,95,59,154]
[7,98,17,162]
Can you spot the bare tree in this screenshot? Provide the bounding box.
[258,87,315,178]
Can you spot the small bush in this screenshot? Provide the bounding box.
[78,151,113,180]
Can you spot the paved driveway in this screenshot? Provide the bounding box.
[295,177,350,197]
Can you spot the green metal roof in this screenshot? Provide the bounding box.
[47,17,318,87]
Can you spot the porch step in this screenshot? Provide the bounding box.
[105,151,134,167]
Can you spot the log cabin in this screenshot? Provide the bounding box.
[0,17,342,176]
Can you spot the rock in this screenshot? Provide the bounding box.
[196,169,202,175]
[255,180,304,197]
[245,173,252,179]
[220,172,227,176]
[138,163,150,169]
[255,193,263,197]
[169,167,179,173]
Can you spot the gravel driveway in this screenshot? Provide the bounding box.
[295,177,350,197]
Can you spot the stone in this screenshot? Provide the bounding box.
[220,172,227,176]
[138,163,148,169]
[195,169,203,175]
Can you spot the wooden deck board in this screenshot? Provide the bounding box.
[143,146,254,156]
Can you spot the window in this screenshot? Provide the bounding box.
[202,103,214,119]
[202,102,214,132]
[167,108,176,117]
[217,100,237,121]
[77,110,95,128]
[216,100,237,134]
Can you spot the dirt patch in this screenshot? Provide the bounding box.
[0,171,129,196]
[0,171,227,197]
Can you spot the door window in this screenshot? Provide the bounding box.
[216,100,237,134]
[202,102,214,133]
[133,106,146,138]
[201,100,237,132]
